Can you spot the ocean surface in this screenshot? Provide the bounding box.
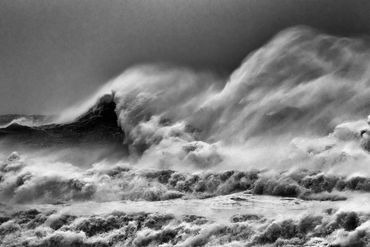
[0,26,370,246]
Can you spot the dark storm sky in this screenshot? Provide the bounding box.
[0,0,369,114]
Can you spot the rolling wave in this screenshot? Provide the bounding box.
[3,26,370,154]
[0,94,124,147]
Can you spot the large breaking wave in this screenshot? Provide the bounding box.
[1,26,370,246]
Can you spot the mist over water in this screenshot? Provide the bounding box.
[1,26,370,246]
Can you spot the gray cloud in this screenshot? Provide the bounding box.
[0,0,369,114]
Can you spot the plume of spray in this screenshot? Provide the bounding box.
[2,26,370,185]
[51,26,370,175]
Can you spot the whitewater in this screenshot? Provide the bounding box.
[0,26,370,246]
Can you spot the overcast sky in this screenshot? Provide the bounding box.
[0,0,369,114]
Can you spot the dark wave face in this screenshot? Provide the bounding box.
[1,26,370,247]
[0,95,124,146]
[0,94,127,166]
